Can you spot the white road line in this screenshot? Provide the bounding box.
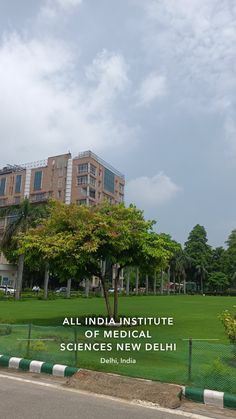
[0,372,209,419]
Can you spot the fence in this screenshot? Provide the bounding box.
[0,323,235,394]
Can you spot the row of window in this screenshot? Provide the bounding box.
[0,174,22,196]
[78,163,97,176]
[0,169,124,198]
[77,175,96,187]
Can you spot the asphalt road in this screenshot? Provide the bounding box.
[0,373,205,419]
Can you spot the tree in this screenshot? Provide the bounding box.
[184,224,212,292]
[0,198,47,299]
[19,201,178,320]
[222,230,236,285]
[207,272,229,292]
[210,247,225,273]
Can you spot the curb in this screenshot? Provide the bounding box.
[0,355,79,377]
[182,386,236,410]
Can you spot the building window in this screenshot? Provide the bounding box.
[58,191,62,198]
[0,198,7,206]
[0,178,6,196]
[89,199,95,205]
[119,183,124,194]
[104,168,115,194]
[80,187,87,196]
[34,171,42,191]
[31,192,45,202]
[90,164,96,176]
[78,164,88,174]
[58,179,63,188]
[14,196,21,204]
[77,175,88,185]
[15,175,22,193]
[119,194,124,203]
[90,176,96,187]
[77,199,87,205]
[89,188,96,199]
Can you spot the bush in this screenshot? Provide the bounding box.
[30,340,47,352]
[0,325,12,335]
[200,358,234,393]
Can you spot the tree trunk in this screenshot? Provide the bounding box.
[66,278,71,298]
[173,272,176,294]
[183,272,186,294]
[113,266,121,322]
[160,270,164,294]
[85,278,90,297]
[44,263,49,300]
[100,260,112,320]
[135,267,139,295]
[153,270,157,295]
[167,265,170,295]
[126,269,130,296]
[200,276,203,294]
[15,253,24,300]
[145,274,149,295]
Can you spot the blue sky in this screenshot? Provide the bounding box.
[0,0,236,247]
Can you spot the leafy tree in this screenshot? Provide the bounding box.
[210,247,225,273]
[223,230,236,285]
[170,249,191,294]
[0,198,47,299]
[19,201,178,320]
[207,272,229,292]
[184,224,212,292]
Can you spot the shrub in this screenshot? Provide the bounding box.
[200,358,234,392]
[0,326,12,335]
[30,340,47,352]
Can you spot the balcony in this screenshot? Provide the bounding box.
[29,192,53,203]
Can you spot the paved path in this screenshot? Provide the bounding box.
[0,372,198,419]
[0,370,235,419]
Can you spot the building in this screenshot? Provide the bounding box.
[0,151,125,286]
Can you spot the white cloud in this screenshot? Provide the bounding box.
[39,0,82,22]
[85,49,129,114]
[140,0,236,153]
[137,73,167,106]
[55,0,82,10]
[126,172,180,209]
[0,34,133,166]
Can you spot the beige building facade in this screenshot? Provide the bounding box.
[0,151,125,286]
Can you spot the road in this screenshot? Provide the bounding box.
[0,371,210,419]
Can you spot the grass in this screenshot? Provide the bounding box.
[0,295,235,392]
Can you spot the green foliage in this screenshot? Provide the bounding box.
[219,309,236,345]
[0,198,47,263]
[30,340,47,352]
[200,358,233,392]
[207,272,229,291]
[0,325,12,335]
[184,224,212,291]
[223,230,236,285]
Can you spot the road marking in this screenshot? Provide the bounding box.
[0,372,210,418]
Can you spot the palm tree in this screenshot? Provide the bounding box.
[174,251,192,294]
[195,262,208,294]
[0,198,47,299]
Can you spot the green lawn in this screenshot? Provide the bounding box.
[0,295,235,392]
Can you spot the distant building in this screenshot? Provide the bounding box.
[0,151,125,286]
